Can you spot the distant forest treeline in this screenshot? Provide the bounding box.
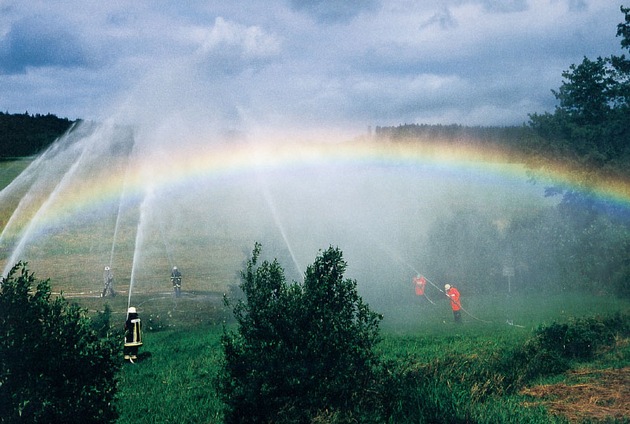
[374,123,533,142]
[373,123,533,153]
[1,110,536,159]
[0,112,75,158]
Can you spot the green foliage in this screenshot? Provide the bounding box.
[91,304,114,338]
[374,123,534,152]
[0,112,74,158]
[506,206,630,293]
[520,7,630,298]
[0,262,121,423]
[110,291,628,423]
[384,313,628,423]
[527,6,630,184]
[219,243,384,423]
[532,314,625,360]
[496,314,629,392]
[424,209,504,294]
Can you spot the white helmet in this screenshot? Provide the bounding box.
[444,284,451,291]
[127,307,137,314]
[173,266,177,270]
[105,266,110,271]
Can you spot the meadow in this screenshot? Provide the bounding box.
[1,157,628,423]
[108,291,628,423]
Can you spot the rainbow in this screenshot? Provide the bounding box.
[2,130,630,287]
[122,136,630,206]
[2,134,630,237]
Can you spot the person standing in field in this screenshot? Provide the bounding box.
[101,266,115,297]
[124,307,143,362]
[444,284,462,323]
[414,275,426,297]
[171,266,182,297]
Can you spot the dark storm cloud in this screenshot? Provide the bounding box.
[0,16,89,74]
[0,0,623,133]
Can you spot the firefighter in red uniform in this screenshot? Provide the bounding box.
[444,284,462,323]
[414,275,426,296]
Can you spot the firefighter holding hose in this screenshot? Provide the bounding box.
[124,307,143,362]
[444,284,462,323]
[101,266,115,297]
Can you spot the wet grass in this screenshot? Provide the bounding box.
[115,326,225,424]
[106,291,628,423]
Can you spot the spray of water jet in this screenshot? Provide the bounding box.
[259,176,303,278]
[128,187,153,311]
[2,145,90,277]
[108,152,135,268]
[157,212,174,268]
[0,126,87,262]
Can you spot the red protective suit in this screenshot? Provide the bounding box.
[446,286,461,311]
[414,276,426,296]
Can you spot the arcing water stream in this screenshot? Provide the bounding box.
[0,119,553,315]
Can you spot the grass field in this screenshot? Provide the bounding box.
[1,158,628,422]
[109,292,628,423]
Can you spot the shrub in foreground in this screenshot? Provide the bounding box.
[499,313,628,389]
[0,262,121,423]
[219,244,384,423]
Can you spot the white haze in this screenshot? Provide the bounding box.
[0,49,559,323]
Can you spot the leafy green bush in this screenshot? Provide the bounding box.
[0,262,121,423]
[495,313,629,393]
[91,303,114,338]
[219,243,384,423]
[384,313,629,423]
[533,315,621,360]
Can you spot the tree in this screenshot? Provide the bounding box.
[424,209,504,293]
[527,6,630,189]
[523,6,630,296]
[219,243,384,423]
[0,112,74,157]
[0,262,121,423]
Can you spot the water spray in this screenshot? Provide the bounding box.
[456,303,492,324]
[109,155,133,267]
[374,241,494,323]
[0,155,48,245]
[259,177,303,278]
[422,274,445,294]
[419,273,494,324]
[128,187,153,313]
[2,149,87,277]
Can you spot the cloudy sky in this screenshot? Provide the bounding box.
[0,0,625,138]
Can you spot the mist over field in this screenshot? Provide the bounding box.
[0,2,627,330]
[0,47,621,331]
[0,112,560,328]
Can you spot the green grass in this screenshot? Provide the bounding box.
[109,292,629,423]
[0,158,31,187]
[115,326,225,423]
